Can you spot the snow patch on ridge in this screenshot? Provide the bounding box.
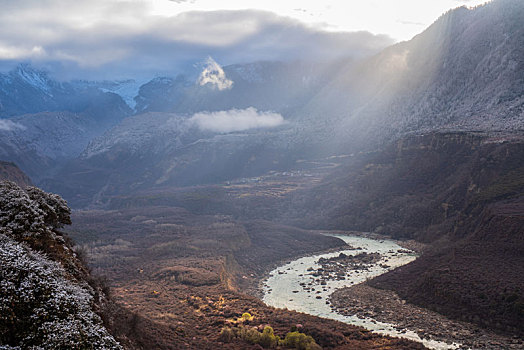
[99,79,145,110]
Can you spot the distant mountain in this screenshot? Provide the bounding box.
[134,60,342,116]
[0,65,133,181]
[71,79,145,111]
[0,64,132,118]
[0,64,66,116]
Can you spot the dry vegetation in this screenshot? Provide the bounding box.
[69,207,424,349]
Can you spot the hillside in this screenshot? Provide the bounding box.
[0,161,32,187]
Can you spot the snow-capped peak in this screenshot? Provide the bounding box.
[197,57,233,91]
[13,64,53,95]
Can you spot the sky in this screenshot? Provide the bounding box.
[150,0,488,40]
[0,0,489,80]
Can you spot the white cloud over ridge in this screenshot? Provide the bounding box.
[190,107,285,133]
[0,120,25,131]
[197,57,233,90]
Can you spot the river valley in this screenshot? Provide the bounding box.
[261,233,521,350]
[262,233,457,349]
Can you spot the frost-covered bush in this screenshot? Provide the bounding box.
[0,181,71,239]
[0,233,121,349]
[26,186,71,229]
[0,181,46,238]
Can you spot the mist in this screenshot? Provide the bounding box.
[189,107,285,133]
[0,120,25,131]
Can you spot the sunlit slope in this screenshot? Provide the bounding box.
[301,0,524,149]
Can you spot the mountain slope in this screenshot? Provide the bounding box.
[0,64,133,182]
[0,110,130,182]
[303,0,524,150]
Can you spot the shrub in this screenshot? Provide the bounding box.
[223,325,280,348]
[259,326,279,348]
[0,181,46,238]
[241,312,254,321]
[282,331,321,350]
[26,186,71,229]
[0,181,72,240]
[219,327,235,343]
[238,326,261,344]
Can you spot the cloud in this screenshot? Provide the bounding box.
[0,119,26,131]
[0,1,394,80]
[397,20,425,26]
[197,57,233,90]
[189,107,285,133]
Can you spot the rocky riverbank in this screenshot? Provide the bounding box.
[330,284,523,349]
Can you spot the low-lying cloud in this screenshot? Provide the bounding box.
[190,107,285,133]
[0,119,25,131]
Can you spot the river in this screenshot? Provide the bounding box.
[262,233,461,350]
